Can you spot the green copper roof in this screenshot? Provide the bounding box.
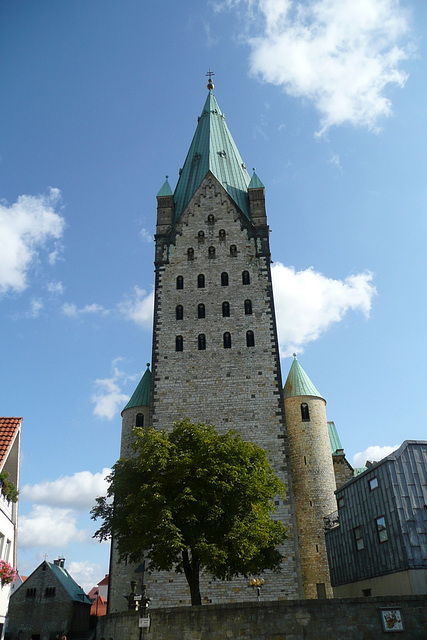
[328,421,343,454]
[123,365,151,411]
[283,355,324,400]
[248,170,264,189]
[173,90,251,220]
[48,562,91,604]
[157,177,173,197]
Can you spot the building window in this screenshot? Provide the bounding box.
[208,246,215,258]
[301,403,310,421]
[246,330,255,347]
[135,413,144,428]
[230,244,237,257]
[244,299,252,315]
[337,496,345,509]
[222,302,230,317]
[219,229,226,240]
[354,526,364,551]
[376,516,388,543]
[176,276,183,290]
[198,303,205,319]
[223,332,231,349]
[198,230,205,242]
[26,588,37,598]
[369,477,378,491]
[221,272,229,286]
[45,587,56,597]
[187,248,194,260]
[175,335,183,352]
[176,305,183,320]
[242,270,250,285]
[198,334,206,350]
[207,214,215,224]
[362,589,372,597]
[197,274,205,288]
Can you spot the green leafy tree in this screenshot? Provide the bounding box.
[92,420,287,605]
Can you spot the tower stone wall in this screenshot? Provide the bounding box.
[285,395,337,598]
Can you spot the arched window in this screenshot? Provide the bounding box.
[219,229,226,240]
[208,246,215,258]
[207,214,215,225]
[242,270,250,285]
[135,413,144,427]
[246,330,255,347]
[222,302,230,317]
[301,403,310,421]
[221,272,229,286]
[176,275,183,290]
[176,305,183,320]
[187,248,194,261]
[230,244,237,257]
[244,299,252,315]
[198,230,205,242]
[223,332,231,349]
[198,334,206,350]
[197,274,205,288]
[198,303,205,319]
[175,335,183,352]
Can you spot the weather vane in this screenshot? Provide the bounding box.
[206,69,215,91]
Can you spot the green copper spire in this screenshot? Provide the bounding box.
[284,355,324,400]
[173,89,251,220]
[248,169,264,189]
[157,177,173,197]
[122,364,151,412]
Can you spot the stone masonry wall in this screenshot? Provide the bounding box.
[97,596,427,640]
[140,176,302,607]
[284,396,337,599]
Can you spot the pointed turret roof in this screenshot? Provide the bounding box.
[122,365,151,412]
[248,169,264,189]
[283,355,324,401]
[173,89,251,220]
[157,177,173,197]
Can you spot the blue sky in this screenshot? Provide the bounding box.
[1,0,426,591]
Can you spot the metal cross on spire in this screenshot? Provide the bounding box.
[206,69,215,91]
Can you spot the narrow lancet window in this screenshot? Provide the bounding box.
[221,272,229,286]
[198,303,205,319]
[208,246,215,258]
[246,330,255,347]
[222,302,230,317]
[176,305,183,320]
[198,334,206,350]
[175,335,183,352]
[223,332,231,349]
[187,248,194,260]
[176,276,183,290]
[197,274,205,288]
[135,413,144,427]
[230,245,237,257]
[244,299,252,315]
[301,403,310,421]
[242,270,250,285]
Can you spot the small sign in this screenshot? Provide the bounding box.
[380,609,404,632]
[134,595,142,601]
[139,615,150,629]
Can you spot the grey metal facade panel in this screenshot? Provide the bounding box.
[326,442,427,587]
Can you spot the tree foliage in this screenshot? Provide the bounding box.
[92,420,287,605]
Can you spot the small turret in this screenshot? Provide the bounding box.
[156,177,174,236]
[120,364,151,458]
[248,169,267,227]
[284,355,336,599]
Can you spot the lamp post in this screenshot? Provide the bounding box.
[249,577,265,600]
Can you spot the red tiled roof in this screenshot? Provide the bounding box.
[98,574,109,586]
[90,595,107,617]
[0,418,22,468]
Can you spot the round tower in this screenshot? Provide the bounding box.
[284,355,336,599]
[120,363,151,459]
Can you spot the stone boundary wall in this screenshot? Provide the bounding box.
[97,595,427,640]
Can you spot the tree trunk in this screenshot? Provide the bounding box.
[182,547,201,605]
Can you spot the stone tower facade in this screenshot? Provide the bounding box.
[108,85,339,612]
[284,356,337,598]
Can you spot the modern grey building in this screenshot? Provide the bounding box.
[325,440,427,597]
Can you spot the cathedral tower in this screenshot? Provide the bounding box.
[284,356,336,598]
[109,80,306,610]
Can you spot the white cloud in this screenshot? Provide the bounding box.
[272,262,376,356]
[223,0,412,133]
[25,298,44,319]
[92,360,131,420]
[118,285,154,329]
[21,468,111,511]
[46,281,64,295]
[18,505,88,549]
[62,302,109,318]
[353,444,398,467]
[67,560,104,593]
[140,227,153,243]
[0,188,65,294]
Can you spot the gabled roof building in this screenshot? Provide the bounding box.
[325,440,427,597]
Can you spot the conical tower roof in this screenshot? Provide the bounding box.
[122,364,151,412]
[173,89,251,220]
[284,355,324,401]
